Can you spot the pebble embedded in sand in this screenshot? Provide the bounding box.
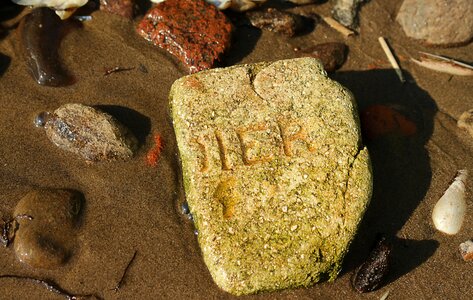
[246,8,306,37]
[396,0,473,47]
[13,189,83,269]
[296,42,347,72]
[136,0,233,74]
[352,235,391,293]
[459,240,473,261]
[44,103,138,162]
[18,8,74,87]
[170,57,372,295]
[332,0,364,29]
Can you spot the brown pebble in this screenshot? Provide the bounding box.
[44,103,138,162]
[296,42,347,72]
[352,235,391,293]
[13,189,83,269]
[136,0,233,73]
[100,0,135,19]
[459,240,473,261]
[246,8,306,37]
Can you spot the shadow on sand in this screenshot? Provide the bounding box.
[95,105,151,146]
[330,69,439,283]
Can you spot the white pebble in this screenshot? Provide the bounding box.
[432,170,467,235]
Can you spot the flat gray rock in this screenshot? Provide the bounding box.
[170,58,372,295]
[397,0,473,47]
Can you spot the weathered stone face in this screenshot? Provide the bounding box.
[170,58,372,295]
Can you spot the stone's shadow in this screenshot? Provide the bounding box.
[0,53,10,77]
[94,105,151,146]
[330,70,438,277]
[387,238,439,285]
[0,2,23,23]
[135,0,153,15]
[221,15,262,67]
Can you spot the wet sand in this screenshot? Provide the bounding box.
[0,1,472,299]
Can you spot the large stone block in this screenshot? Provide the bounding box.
[170,58,372,295]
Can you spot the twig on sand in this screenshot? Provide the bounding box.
[378,37,405,83]
[104,66,135,76]
[322,16,355,37]
[112,250,138,292]
[411,52,473,76]
[0,274,101,300]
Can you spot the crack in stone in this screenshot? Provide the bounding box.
[342,146,365,227]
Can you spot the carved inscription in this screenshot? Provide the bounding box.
[193,119,316,172]
[236,123,274,166]
[193,137,210,173]
[278,120,316,157]
[215,130,233,170]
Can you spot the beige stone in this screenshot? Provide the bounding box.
[170,58,372,295]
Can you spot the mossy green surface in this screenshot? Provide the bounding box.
[170,58,372,295]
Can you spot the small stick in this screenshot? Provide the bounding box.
[113,250,138,292]
[0,274,100,300]
[419,52,473,70]
[378,37,405,83]
[104,66,135,76]
[322,16,355,37]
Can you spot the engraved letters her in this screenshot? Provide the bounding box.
[193,119,316,172]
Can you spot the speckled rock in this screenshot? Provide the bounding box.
[44,103,138,162]
[13,189,83,269]
[137,0,233,73]
[396,0,473,47]
[170,58,372,295]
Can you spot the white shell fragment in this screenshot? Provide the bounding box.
[12,0,88,19]
[432,170,468,235]
[459,240,473,261]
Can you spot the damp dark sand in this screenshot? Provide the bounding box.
[0,1,472,299]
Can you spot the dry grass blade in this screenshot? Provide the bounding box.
[322,16,355,37]
[411,52,473,76]
[378,37,405,83]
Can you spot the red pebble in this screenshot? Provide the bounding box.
[146,134,164,167]
[136,0,233,73]
[360,104,417,140]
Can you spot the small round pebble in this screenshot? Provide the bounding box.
[13,189,83,269]
[181,202,190,215]
[34,111,50,127]
[14,227,70,269]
